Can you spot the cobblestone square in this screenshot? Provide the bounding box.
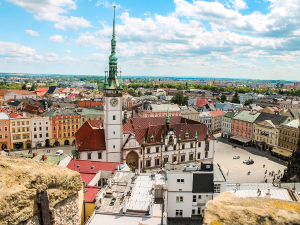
[214,139,287,184]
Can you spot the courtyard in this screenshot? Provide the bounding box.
[215,138,287,184]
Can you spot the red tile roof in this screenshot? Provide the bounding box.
[84,187,101,203]
[209,110,225,118]
[67,159,121,173]
[35,88,49,92]
[9,112,23,118]
[196,98,209,108]
[80,173,96,185]
[75,121,106,151]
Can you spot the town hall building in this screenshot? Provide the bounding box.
[75,7,215,171]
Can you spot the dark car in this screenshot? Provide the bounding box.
[246,160,254,165]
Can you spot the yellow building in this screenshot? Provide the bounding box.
[44,108,80,147]
[253,120,279,151]
[10,117,32,150]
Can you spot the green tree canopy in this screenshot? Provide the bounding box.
[220,93,227,103]
[171,93,189,106]
[244,99,253,105]
[21,84,27,90]
[231,92,240,104]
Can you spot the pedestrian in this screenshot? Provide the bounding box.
[249,156,250,159]
[265,170,267,174]
[264,175,266,179]
[263,165,265,168]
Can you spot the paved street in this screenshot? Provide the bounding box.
[215,137,287,184]
[10,145,76,157]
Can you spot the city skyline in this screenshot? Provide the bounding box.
[1,0,300,79]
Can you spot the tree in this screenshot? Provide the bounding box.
[171,93,189,106]
[21,84,27,90]
[220,93,227,103]
[231,92,240,103]
[244,99,253,106]
[138,91,143,97]
[29,84,36,91]
[144,92,152,95]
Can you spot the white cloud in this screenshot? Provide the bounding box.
[25,29,40,36]
[49,35,65,43]
[7,0,91,30]
[66,50,72,53]
[232,0,248,11]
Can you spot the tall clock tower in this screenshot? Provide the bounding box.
[103,5,123,163]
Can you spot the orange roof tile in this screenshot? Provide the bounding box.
[210,110,225,117]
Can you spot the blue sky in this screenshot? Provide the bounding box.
[1,0,300,80]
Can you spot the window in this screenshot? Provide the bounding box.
[197,153,201,159]
[87,153,91,159]
[177,179,184,183]
[198,142,201,147]
[155,158,160,166]
[175,210,183,217]
[34,127,36,131]
[26,121,29,125]
[182,144,185,149]
[173,156,177,163]
[181,155,185,162]
[176,196,183,202]
[146,160,151,167]
[39,134,42,138]
[63,126,65,130]
[156,147,159,153]
[191,143,193,148]
[46,127,48,131]
[147,148,150,154]
[53,127,56,130]
[34,134,37,138]
[5,134,8,139]
[76,125,78,128]
[113,145,115,149]
[98,152,102,159]
[189,154,193,161]
[192,209,195,215]
[164,157,168,163]
[113,131,115,134]
[46,133,49,137]
[22,122,24,125]
[173,145,176,150]
[165,146,168,151]
[198,195,201,199]
[193,195,196,202]
[0,135,2,139]
[214,184,221,193]
[113,115,116,120]
[12,122,15,126]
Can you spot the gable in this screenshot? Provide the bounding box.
[123,133,141,149]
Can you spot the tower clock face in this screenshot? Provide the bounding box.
[110,97,119,107]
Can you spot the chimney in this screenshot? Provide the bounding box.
[22,112,26,118]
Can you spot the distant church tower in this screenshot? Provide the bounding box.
[103,5,123,162]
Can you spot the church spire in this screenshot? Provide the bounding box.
[166,107,170,131]
[105,5,122,90]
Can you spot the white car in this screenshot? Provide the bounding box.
[233,156,240,159]
[55,150,63,156]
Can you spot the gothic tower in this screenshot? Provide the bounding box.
[103,6,123,162]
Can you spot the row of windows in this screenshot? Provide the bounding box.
[232,125,252,132]
[53,119,79,124]
[232,121,252,126]
[12,121,29,126]
[147,142,202,154]
[0,121,7,125]
[0,134,8,139]
[280,129,299,137]
[13,134,29,140]
[87,152,102,159]
[279,142,296,151]
[33,122,48,125]
[145,152,208,167]
[33,133,49,138]
[53,125,78,130]
[12,127,30,132]
[33,127,48,131]
[82,117,102,122]
[53,132,75,138]
[0,127,8,131]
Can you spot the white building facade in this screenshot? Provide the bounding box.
[199,112,212,130]
[166,162,226,218]
[31,117,50,148]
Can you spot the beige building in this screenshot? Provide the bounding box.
[76,108,104,126]
[181,107,199,122]
[209,110,225,134]
[10,117,32,150]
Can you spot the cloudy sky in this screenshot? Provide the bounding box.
[1,0,300,79]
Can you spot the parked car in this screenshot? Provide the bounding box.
[55,150,63,156]
[246,160,254,165]
[233,156,240,159]
[243,160,248,163]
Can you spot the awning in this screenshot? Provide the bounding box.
[272,148,292,158]
[230,136,251,143]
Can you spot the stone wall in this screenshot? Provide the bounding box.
[0,155,82,225]
[203,192,300,225]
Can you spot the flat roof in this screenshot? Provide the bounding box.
[87,214,162,225]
